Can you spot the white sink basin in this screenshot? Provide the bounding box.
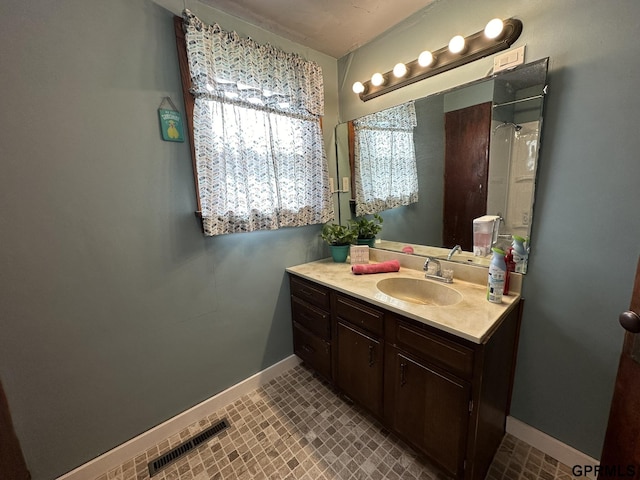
[376,277,463,306]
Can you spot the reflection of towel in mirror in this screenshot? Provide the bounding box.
[352,260,400,275]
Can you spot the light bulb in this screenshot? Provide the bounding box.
[448,35,465,54]
[371,72,385,87]
[484,18,504,39]
[393,63,407,78]
[352,81,365,94]
[418,50,434,67]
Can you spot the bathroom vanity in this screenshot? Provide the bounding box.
[287,253,522,480]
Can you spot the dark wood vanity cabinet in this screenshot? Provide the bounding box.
[334,294,384,418]
[290,275,332,381]
[385,346,470,476]
[289,274,521,480]
[384,315,476,477]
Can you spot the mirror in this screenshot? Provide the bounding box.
[335,58,549,271]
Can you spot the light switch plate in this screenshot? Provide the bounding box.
[342,177,350,193]
[493,45,525,73]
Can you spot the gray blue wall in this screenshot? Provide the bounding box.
[0,0,338,478]
[338,0,640,459]
[3,0,640,477]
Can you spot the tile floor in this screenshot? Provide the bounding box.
[94,364,580,480]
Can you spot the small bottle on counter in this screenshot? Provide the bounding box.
[487,248,507,303]
[504,247,516,295]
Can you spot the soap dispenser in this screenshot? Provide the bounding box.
[473,215,501,256]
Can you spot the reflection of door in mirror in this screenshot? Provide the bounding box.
[443,102,492,251]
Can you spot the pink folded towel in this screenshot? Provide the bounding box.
[352,260,401,275]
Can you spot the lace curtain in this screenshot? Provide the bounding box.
[182,10,333,235]
[353,101,419,216]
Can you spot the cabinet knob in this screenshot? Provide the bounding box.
[619,310,640,333]
[400,363,407,386]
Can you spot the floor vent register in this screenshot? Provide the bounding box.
[147,418,230,476]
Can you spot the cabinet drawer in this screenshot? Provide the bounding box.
[291,296,331,341]
[335,294,384,336]
[292,322,331,380]
[290,275,331,310]
[395,319,474,379]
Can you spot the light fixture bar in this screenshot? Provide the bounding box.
[358,18,523,102]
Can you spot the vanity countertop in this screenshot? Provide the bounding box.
[286,257,520,344]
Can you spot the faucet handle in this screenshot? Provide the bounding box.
[442,268,454,282]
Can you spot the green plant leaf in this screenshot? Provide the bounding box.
[349,214,383,239]
[321,223,357,245]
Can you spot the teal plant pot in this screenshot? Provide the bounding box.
[357,237,376,248]
[329,245,350,263]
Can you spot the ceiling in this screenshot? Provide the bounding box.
[199,0,438,58]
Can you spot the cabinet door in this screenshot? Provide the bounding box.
[337,322,383,417]
[388,347,470,477]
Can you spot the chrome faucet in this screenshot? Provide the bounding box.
[423,257,453,283]
[447,244,461,260]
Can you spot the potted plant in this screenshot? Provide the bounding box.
[349,213,383,248]
[321,223,357,262]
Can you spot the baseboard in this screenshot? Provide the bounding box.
[506,416,599,479]
[57,355,301,480]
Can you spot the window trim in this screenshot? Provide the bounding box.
[173,15,202,220]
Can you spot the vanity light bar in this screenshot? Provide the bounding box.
[356,18,523,102]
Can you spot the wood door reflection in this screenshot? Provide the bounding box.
[443,102,492,251]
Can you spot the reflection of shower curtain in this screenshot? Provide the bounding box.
[489,121,539,237]
[353,101,419,216]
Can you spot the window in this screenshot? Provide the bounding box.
[353,102,419,216]
[175,11,333,235]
